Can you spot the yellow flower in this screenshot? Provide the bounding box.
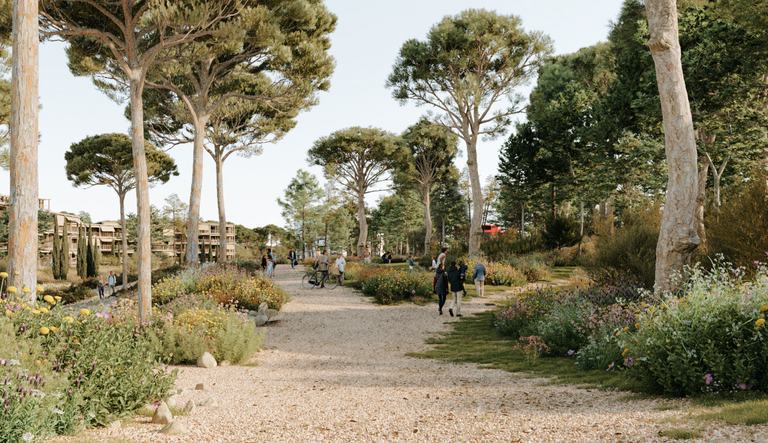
[7,286,17,294]
[49,326,59,333]
[756,318,766,328]
[14,271,19,275]
[62,316,74,323]
[36,285,44,294]
[39,327,49,335]
[79,308,90,317]
[54,296,62,302]
[39,307,48,314]
[32,310,40,315]
[622,348,629,356]
[4,309,11,316]
[44,295,55,304]
[22,287,31,294]
[0,272,7,278]
[761,305,768,312]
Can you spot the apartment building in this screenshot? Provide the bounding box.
[40,214,128,263]
[158,221,236,261]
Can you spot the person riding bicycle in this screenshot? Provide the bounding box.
[314,249,330,288]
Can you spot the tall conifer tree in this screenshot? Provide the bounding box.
[52,218,60,280]
[59,218,69,279]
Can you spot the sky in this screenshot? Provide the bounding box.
[0,0,625,228]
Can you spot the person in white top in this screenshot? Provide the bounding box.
[436,247,448,269]
[335,253,347,286]
[430,257,438,270]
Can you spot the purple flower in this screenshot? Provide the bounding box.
[412,290,416,294]
[567,349,575,356]
[704,373,713,385]
[624,357,634,367]
[606,361,615,372]
[738,383,748,390]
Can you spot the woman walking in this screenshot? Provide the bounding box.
[447,262,463,317]
[433,263,448,315]
[97,275,106,300]
[335,253,346,286]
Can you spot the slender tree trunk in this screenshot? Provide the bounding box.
[520,203,525,238]
[694,156,709,246]
[129,75,152,320]
[9,0,39,302]
[423,190,432,256]
[186,116,208,265]
[215,157,228,262]
[119,192,128,291]
[646,0,701,293]
[466,139,483,255]
[578,197,584,256]
[356,189,368,257]
[705,152,729,211]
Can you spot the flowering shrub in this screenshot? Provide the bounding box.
[621,260,768,396]
[360,269,433,305]
[508,253,551,282]
[494,281,649,361]
[456,257,528,287]
[152,264,289,311]
[2,294,176,440]
[514,335,550,363]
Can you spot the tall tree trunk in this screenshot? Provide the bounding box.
[705,152,729,211]
[9,0,39,302]
[578,197,584,256]
[119,192,128,291]
[520,203,525,238]
[466,139,483,255]
[129,75,153,320]
[694,156,709,247]
[215,157,228,262]
[646,0,700,293]
[356,189,367,257]
[186,116,208,265]
[423,190,432,256]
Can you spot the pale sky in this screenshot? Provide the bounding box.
[1,0,624,229]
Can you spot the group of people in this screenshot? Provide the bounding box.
[431,248,486,317]
[313,249,346,287]
[260,248,277,277]
[96,271,118,300]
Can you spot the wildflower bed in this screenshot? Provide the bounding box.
[492,259,768,397]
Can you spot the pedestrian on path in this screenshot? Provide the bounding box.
[288,248,297,269]
[433,263,448,315]
[364,247,371,264]
[430,256,437,270]
[97,275,106,300]
[261,255,268,273]
[473,262,486,297]
[107,271,116,296]
[437,247,447,269]
[407,254,415,272]
[459,260,468,297]
[335,253,346,286]
[266,248,276,277]
[447,261,463,317]
[314,250,330,288]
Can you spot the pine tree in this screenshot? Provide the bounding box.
[77,225,87,279]
[60,218,69,279]
[52,219,61,280]
[93,241,100,277]
[86,224,95,278]
[200,237,207,264]
[208,240,213,262]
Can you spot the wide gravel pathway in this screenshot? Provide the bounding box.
[59,266,766,443]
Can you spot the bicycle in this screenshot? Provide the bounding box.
[301,269,338,290]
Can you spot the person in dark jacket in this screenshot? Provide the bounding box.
[459,260,468,297]
[447,261,464,317]
[433,263,449,315]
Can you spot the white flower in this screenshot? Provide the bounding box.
[22,433,33,442]
[9,359,20,366]
[88,413,95,418]
[53,409,65,415]
[51,392,62,398]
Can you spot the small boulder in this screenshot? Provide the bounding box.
[151,401,172,425]
[107,420,121,430]
[248,310,259,317]
[198,397,218,407]
[163,396,177,408]
[219,360,230,367]
[196,352,217,368]
[265,308,279,321]
[253,314,268,326]
[159,421,187,435]
[184,400,196,414]
[195,383,211,392]
[258,302,268,313]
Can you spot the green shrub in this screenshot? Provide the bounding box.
[586,202,661,289]
[360,269,433,304]
[508,253,550,282]
[707,179,768,279]
[622,261,768,396]
[542,214,581,250]
[576,334,624,371]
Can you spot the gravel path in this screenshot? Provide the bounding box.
[54,266,767,442]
